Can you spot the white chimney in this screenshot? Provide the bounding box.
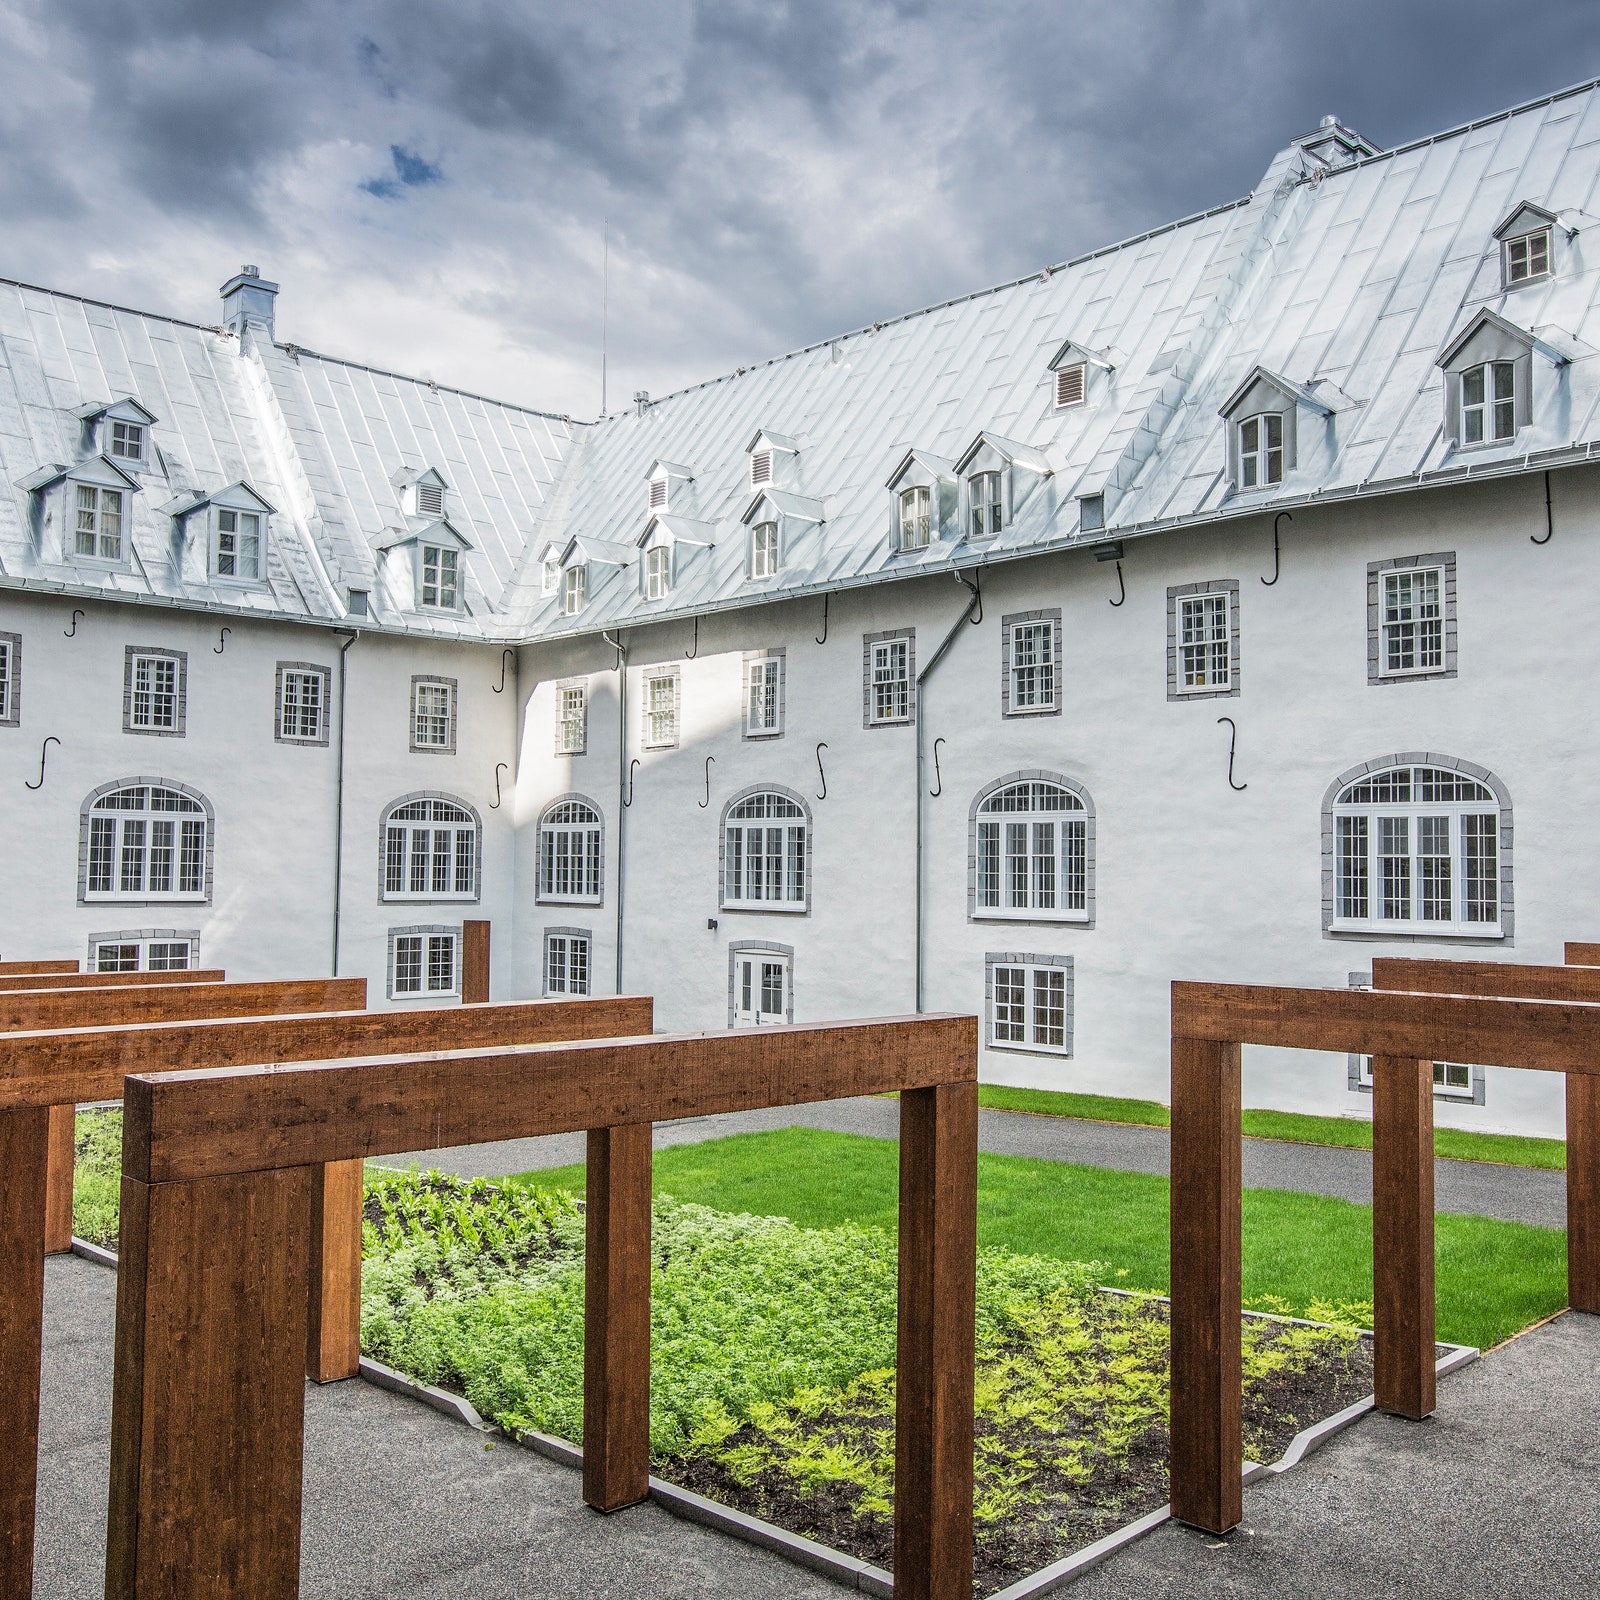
[220,265,280,338]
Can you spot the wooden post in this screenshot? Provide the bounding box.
[583,1123,653,1512]
[1371,1054,1436,1419]
[107,1166,312,1600]
[893,1081,977,1600]
[0,1107,48,1599]
[1568,1072,1600,1313]
[462,920,490,1004]
[1169,1035,1243,1535]
[306,1158,364,1382]
[43,1103,75,1254]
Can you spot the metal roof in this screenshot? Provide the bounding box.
[7,75,1600,641]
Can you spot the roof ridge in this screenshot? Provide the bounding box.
[0,274,225,336]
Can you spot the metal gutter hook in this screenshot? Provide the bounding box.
[64,609,84,637]
[686,615,699,659]
[1217,717,1247,791]
[1109,561,1126,606]
[488,762,509,810]
[623,757,639,808]
[930,736,946,798]
[25,736,59,791]
[493,648,514,691]
[699,754,715,808]
[1262,511,1290,585]
[1532,471,1553,544]
[957,568,983,624]
[815,742,828,801]
[214,626,231,654]
[815,593,829,645]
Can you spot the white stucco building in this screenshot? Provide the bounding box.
[6,83,1600,1135]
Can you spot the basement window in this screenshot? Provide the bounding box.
[544,929,592,995]
[389,927,460,998]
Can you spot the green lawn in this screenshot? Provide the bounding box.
[515,1126,1566,1351]
[976,1084,1568,1170]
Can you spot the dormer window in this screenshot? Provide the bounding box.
[1238,415,1283,489]
[394,467,450,521]
[969,472,1002,538]
[421,544,459,609]
[1462,362,1515,445]
[750,451,772,488]
[542,554,560,595]
[215,508,262,581]
[109,420,147,465]
[645,545,670,600]
[76,485,124,560]
[564,564,586,615]
[416,481,444,517]
[1504,228,1550,285]
[751,521,779,580]
[898,486,931,552]
[1054,364,1086,409]
[745,430,799,493]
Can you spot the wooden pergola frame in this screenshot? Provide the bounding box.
[1170,968,1600,1535]
[104,1013,978,1600]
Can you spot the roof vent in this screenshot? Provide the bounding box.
[634,390,650,416]
[750,450,772,488]
[1080,496,1107,535]
[1294,114,1380,171]
[220,265,279,338]
[347,588,369,617]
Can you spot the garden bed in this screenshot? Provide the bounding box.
[358,1169,1377,1598]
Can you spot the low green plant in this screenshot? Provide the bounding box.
[71,1107,123,1248]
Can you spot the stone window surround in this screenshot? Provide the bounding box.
[409,674,459,755]
[542,925,594,997]
[984,951,1075,1057]
[554,677,588,758]
[862,627,917,728]
[967,769,1096,927]
[0,630,19,727]
[1166,579,1241,702]
[1367,552,1457,685]
[1343,971,1487,1105]
[1000,609,1063,718]
[717,783,813,917]
[386,923,461,1001]
[76,775,216,907]
[86,927,201,972]
[123,645,187,738]
[640,664,682,751]
[376,790,483,905]
[742,647,786,740]
[274,660,332,747]
[535,791,606,907]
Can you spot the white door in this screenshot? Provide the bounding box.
[734,951,790,1025]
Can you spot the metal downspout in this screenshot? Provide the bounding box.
[602,630,628,993]
[331,629,359,976]
[915,572,982,1012]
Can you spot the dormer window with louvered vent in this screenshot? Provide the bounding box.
[416,481,444,517]
[1054,365,1085,409]
[1046,340,1111,414]
[650,477,668,509]
[746,430,798,492]
[1494,202,1558,291]
[750,451,772,488]
[645,461,694,515]
[393,466,450,522]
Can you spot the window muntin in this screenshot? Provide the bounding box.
[1238,413,1283,489]
[416,481,445,517]
[109,420,146,464]
[898,486,932,551]
[1460,362,1515,445]
[869,638,911,724]
[392,930,459,997]
[643,672,678,749]
[1333,766,1500,934]
[723,791,807,911]
[1008,621,1055,712]
[1356,1055,1477,1101]
[421,544,459,610]
[215,508,262,581]
[539,799,603,903]
[645,545,671,600]
[1179,593,1230,691]
[750,522,779,580]
[976,781,1088,920]
[278,668,327,743]
[564,564,586,615]
[990,961,1070,1055]
[412,679,456,750]
[75,484,124,560]
[1380,569,1444,675]
[745,656,783,737]
[1503,229,1551,286]
[85,786,208,902]
[968,471,1002,538]
[1055,364,1086,409]
[383,798,478,901]
[557,684,586,755]
[129,654,180,732]
[544,931,591,996]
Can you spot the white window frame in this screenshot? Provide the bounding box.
[543,927,593,996]
[564,563,587,615]
[1331,765,1504,938]
[1054,364,1086,409]
[275,662,331,746]
[123,647,186,737]
[1237,412,1284,489]
[89,929,198,973]
[388,925,461,999]
[1379,567,1445,677]
[642,668,680,751]
[1004,617,1057,715]
[555,680,587,756]
[212,506,264,583]
[644,544,671,601]
[1354,1054,1481,1104]
[1177,591,1231,693]
[541,555,561,596]
[538,796,604,905]
[898,485,932,552]
[108,419,147,466]
[750,521,779,580]
[1459,361,1516,447]
[74,481,127,562]
[864,631,914,727]
[972,778,1091,923]
[0,631,19,727]
[967,470,1003,539]
[81,783,212,905]
[381,796,481,903]
[986,953,1073,1056]
[730,944,794,1025]
[410,676,457,754]
[743,651,785,739]
[720,789,810,914]
[1502,228,1552,288]
[420,542,461,611]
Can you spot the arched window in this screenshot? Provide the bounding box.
[381,794,481,902]
[970,775,1093,923]
[539,796,603,905]
[80,781,212,904]
[721,788,810,913]
[1326,759,1509,936]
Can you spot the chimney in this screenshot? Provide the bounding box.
[220,265,280,338]
[1293,114,1380,171]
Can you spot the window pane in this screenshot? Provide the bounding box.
[994,967,1026,1042]
[1337,815,1368,919]
[1379,816,1411,920]
[96,943,140,973]
[978,821,999,908]
[1418,815,1452,921]
[1033,969,1066,1048]
[1463,814,1498,923]
[394,936,423,994]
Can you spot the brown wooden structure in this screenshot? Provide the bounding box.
[0,960,80,977]
[105,1014,977,1600]
[1565,942,1600,967]
[0,969,224,992]
[1169,977,1600,1535]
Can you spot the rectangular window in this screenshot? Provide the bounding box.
[1357,1055,1479,1102]
[645,545,671,600]
[557,684,587,755]
[1336,815,1369,920]
[1238,414,1283,489]
[421,545,459,609]
[545,931,592,996]
[215,508,262,580]
[745,656,784,737]
[643,672,678,749]
[1463,813,1499,924]
[391,929,458,997]
[0,634,16,726]
[977,818,1088,915]
[1461,362,1516,445]
[109,420,145,462]
[277,666,329,744]
[393,934,423,994]
[870,638,911,724]
[1504,230,1550,285]
[1009,622,1055,711]
[1381,569,1443,674]
[564,564,586,615]
[968,472,1003,538]
[898,486,932,551]
[95,943,139,972]
[988,956,1072,1055]
[76,484,124,560]
[1179,594,1230,690]
[750,522,779,579]
[128,653,181,732]
[411,679,456,751]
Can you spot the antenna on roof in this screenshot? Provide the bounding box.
[600,217,609,417]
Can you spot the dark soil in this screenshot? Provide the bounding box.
[657,1298,1379,1599]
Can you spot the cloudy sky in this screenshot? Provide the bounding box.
[3,1,1598,418]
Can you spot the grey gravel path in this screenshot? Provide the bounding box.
[1073,1310,1600,1600]
[32,1254,842,1600]
[391,1099,1567,1229]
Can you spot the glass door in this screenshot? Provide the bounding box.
[734,950,790,1025]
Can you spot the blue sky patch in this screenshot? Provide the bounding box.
[361,145,444,200]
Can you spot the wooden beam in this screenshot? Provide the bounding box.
[583,1124,652,1512]
[124,1014,976,1183]
[0,994,654,1109]
[0,961,78,976]
[42,1105,74,1254]
[893,1082,977,1600]
[1172,981,1600,1074]
[1566,942,1600,968]
[1570,1072,1600,1314]
[0,969,224,993]
[1374,957,1600,1003]
[1169,1035,1243,1535]
[462,920,490,1005]
[306,1159,364,1383]
[1371,1056,1436,1419]
[1,978,366,1036]
[0,1107,48,1600]
[107,1166,311,1600]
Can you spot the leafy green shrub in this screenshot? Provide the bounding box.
[72,1107,123,1248]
